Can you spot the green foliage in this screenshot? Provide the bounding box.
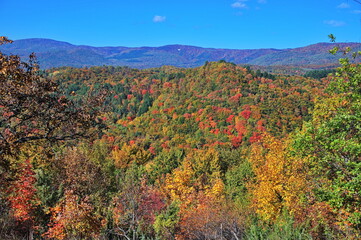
[225,157,253,206]
[148,148,184,183]
[303,69,335,79]
[154,201,180,239]
[245,214,312,240]
[293,56,361,236]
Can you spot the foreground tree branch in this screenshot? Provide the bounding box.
[0,37,105,170]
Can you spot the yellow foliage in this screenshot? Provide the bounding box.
[164,159,196,206]
[189,148,221,180]
[164,149,225,207]
[205,177,225,202]
[111,143,151,168]
[312,96,342,127]
[249,134,306,222]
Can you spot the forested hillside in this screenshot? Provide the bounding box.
[1,37,361,239]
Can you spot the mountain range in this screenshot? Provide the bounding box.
[0,38,360,69]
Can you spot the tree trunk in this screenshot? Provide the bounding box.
[28,228,33,240]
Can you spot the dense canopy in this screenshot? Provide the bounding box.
[1,37,361,239]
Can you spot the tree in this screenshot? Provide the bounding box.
[294,57,361,237]
[249,134,307,222]
[111,164,165,239]
[45,190,103,240]
[0,37,103,172]
[7,157,38,240]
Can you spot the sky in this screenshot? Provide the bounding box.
[1,0,361,49]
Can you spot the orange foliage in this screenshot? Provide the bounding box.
[8,158,38,230]
[45,190,103,240]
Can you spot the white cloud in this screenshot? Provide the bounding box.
[232,2,247,9]
[324,20,346,27]
[153,15,166,23]
[337,3,350,8]
[232,0,248,9]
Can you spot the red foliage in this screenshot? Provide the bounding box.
[148,146,156,155]
[256,120,266,132]
[249,132,262,143]
[209,121,217,128]
[229,93,243,103]
[240,109,252,120]
[8,159,38,230]
[298,202,337,239]
[235,120,247,136]
[161,142,169,149]
[138,183,165,225]
[198,122,209,130]
[226,115,235,123]
[163,107,175,113]
[231,136,243,148]
[210,129,220,135]
[223,129,232,135]
[183,113,192,119]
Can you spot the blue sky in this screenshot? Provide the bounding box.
[1,0,361,49]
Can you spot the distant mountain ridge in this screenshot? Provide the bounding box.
[0,38,360,69]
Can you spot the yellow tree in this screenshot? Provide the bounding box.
[163,149,231,239]
[249,134,307,222]
[164,159,196,207]
[111,143,151,169]
[164,148,224,207]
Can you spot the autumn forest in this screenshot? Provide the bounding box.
[1,36,361,239]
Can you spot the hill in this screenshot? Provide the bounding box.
[0,38,360,69]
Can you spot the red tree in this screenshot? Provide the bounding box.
[8,158,38,239]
